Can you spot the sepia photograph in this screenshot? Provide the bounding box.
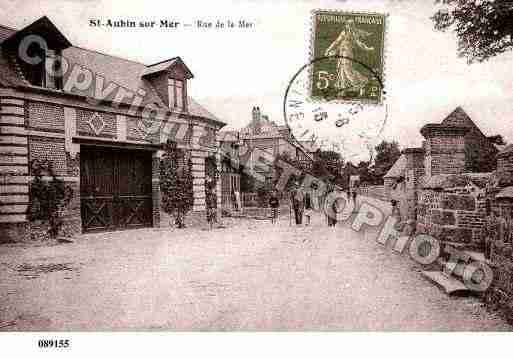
[0,0,512,355]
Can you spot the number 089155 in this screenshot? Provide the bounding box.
[38,339,70,348]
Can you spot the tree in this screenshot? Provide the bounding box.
[341,161,358,188]
[160,140,193,228]
[273,151,304,192]
[432,0,513,63]
[314,150,345,180]
[373,140,401,179]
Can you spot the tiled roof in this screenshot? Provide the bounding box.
[498,144,513,157]
[384,154,406,178]
[142,57,193,79]
[0,19,222,125]
[496,186,513,199]
[441,106,475,128]
[440,106,489,140]
[142,58,179,76]
[0,25,15,42]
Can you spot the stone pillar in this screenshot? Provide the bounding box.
[152,151,162,227]
[402,147,425,221]
[0,97,29,242]
[191,124,206,212]
[420,124,468,177]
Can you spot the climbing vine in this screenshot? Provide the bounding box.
[160,140,193,228]
[205,155,219,224]
[28,159,74,238]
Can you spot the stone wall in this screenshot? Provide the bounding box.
[416,176,487,248]
[0,96,30,242]
[485,148,513,321]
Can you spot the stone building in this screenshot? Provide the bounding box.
[385,107,501,247]
[0,17,225,242]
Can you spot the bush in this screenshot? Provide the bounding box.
[160,140,193,228]
[28,159,73,238]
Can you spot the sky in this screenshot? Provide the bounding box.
[0,0,512,155]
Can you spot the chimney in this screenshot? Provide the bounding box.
[251,106,258,122]
[420,124,468,177]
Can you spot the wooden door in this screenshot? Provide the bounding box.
[80,147,153,232]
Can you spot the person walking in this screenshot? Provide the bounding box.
[269,190,280,225]
[290,184,305,225]
[304,191,313,226]
[326,185,338,227]
[391,199,401,223]
[352,184,358,204]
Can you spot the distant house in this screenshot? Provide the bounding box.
[218,107,314,208]
[383,154,406,197]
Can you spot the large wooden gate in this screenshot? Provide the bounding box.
[80,146,153,232]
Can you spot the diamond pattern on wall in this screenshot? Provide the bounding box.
[86,113,106,136]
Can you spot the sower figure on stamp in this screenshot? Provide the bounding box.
[324,19,375,92]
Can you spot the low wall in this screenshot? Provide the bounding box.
[359,185,387,201]
[487,241,513,321]
[417,188,487,247]
[485,195,513,322]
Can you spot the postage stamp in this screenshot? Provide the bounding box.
[310,10,386,104]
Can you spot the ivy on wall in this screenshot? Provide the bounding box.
[28,159,74,238]
[205,155,219,223]
[160,140,193,228]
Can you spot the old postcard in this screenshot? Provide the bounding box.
[1,0,513,351]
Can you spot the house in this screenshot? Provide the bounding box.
[218,106,314,209]
[0,16,225,241]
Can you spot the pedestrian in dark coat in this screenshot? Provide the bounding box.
[290,185,305,225]
[269,190,280,224]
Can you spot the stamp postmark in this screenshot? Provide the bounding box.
[310,10,386,104]
[281,9,388,163]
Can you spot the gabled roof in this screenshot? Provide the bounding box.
[441,106,474,128]
[440,106,489,140]
[384,154,406,178]
[142,57,194,79]
[2,16,71,50]
[420,106,491,140]
[498,144,513,158]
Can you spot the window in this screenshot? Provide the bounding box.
[168,78,186,111]
[21,47,63,90]
[44,49,63,90]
